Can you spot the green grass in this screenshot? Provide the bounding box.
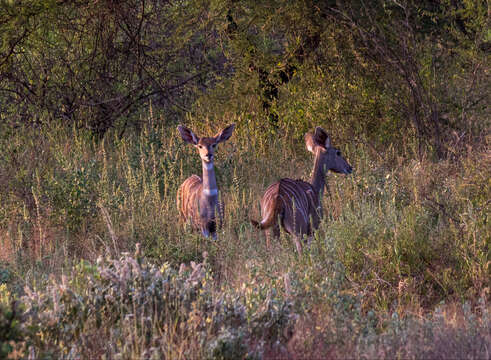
[0,114,489,358]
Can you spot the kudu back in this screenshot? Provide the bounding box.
[251,127,352,254]
[177,124,235,239]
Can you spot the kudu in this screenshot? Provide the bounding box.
[177,124,235,239]
[251,127,353,254]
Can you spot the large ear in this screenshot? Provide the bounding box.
[177,125,199,145]
[214,123,235,144]
[314,126,331,148]
[305,132,316,153]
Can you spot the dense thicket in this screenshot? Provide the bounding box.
[0,0,228,136]
[1,0,488,153]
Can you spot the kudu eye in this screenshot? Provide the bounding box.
[198,145,203,149]
[336,150,341,156]
[212,144,216,148]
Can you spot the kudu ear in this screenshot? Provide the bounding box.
[305,127,331,153]
[214,123,235,144]
[305,132,316,153]
[314,126,331,148]
[177,125,199,145]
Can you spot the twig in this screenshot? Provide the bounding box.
[98,204,119,254]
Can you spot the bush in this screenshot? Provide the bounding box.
[19,249,296,359]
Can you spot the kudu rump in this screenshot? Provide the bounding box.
[251,127,353,254]
[177,124,235,239]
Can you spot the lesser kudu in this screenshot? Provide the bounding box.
[177,124,235,239]
[251,127,352,254]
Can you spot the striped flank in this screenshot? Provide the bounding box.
[252,178,321,237]
[177,174,203,229]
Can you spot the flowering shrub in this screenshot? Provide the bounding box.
[1,246,488,359]
[18,249,296,359]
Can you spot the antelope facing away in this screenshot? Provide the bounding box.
[177,124,235,239]
[251,127,352,254]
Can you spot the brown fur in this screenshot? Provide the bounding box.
[251,127,352,254]
[176,124,235,238]
[177,174,203,228]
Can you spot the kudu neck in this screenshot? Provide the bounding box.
[201,161,218,193]
[310,149,326,195]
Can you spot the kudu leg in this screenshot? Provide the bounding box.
[294,237,303,255]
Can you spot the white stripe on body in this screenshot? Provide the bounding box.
[260,179,313,228]
[261,185,277,225]
[281,180,310,225]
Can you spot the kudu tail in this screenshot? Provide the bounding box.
[250,194,282,230]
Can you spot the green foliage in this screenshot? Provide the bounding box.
[0,0,489,357]
[0,293,26,359]
[2,0,487,153]
[0,0,228,136]
[46,159,100,233]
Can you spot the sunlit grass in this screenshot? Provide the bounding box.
[0,112,489,358]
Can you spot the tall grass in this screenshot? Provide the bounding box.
[0,109,489,357]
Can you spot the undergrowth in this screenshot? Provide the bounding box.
[0,112,489,358]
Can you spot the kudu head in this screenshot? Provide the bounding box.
[305,127,353,175]
[177,124,236,163]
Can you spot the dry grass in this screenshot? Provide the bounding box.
[0,116,489,358]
